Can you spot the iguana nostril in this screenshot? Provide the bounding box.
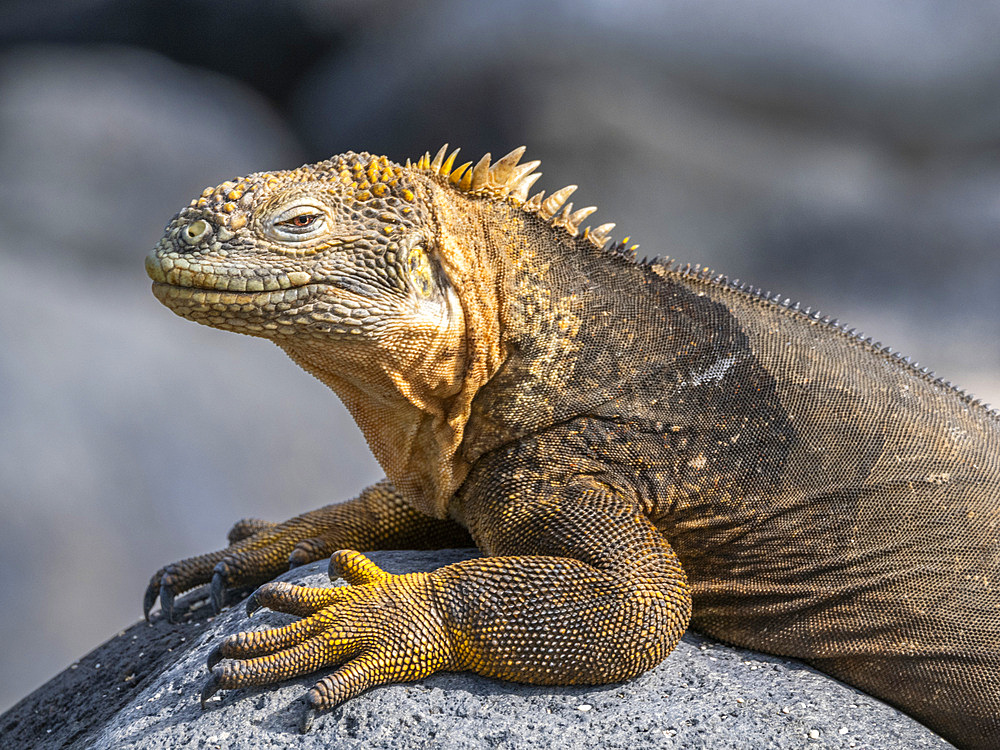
[182,219,211,245]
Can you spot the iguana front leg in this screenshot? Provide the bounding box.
[201,456,692,730]
[145,479,472,621]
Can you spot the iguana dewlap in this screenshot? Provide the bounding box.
[144,145,1000,749]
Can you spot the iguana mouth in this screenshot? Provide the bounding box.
[145,253,313,293]
[150,280,318,310]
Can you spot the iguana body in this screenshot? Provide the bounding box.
[144,146,1000,748]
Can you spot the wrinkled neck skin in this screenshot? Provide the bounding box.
[279,179,509,519]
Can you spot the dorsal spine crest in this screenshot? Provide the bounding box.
[413,145,614,249]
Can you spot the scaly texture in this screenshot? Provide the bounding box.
[144,144,1000,749]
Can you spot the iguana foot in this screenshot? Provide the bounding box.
[144,509,342,622]
[201,550,453,731]
[144,481,473,622]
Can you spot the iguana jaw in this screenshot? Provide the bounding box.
[145,249,314,292]
[149,281,348,338]
[146,252,320,338]
[146,265,356,340]
[145,231,374,339]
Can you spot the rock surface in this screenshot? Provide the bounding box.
[1,550,952,749]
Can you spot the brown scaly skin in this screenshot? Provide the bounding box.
[145,145,1000,748]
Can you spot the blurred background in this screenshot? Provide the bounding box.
[1,0,999,713]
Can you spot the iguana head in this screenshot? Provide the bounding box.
[146,145,617,515]
[147,152,448,338]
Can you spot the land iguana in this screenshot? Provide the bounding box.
[143,145,1000,748]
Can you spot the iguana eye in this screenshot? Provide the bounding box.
[267,202,329,241]
[280,214,320,229]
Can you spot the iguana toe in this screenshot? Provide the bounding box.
[206,643,225,670]
[299,704,317,733]
[328,548,387,584]
[200,672,222,709]
[159,581,177,622]
[144,549,231,619]
[226,517,277,545]
[143,574,161,621]
[247,580,342,618]
[211,567,229,613]
[207,614,333,672]
[288,537,332,568]
[245,590,263,618]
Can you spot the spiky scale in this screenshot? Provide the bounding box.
[567,206,598,233]
[449,162,473,185]
[509,172,542,203]
[459,165,473,191]
[441,148,461,176]
[429,144,449,173]
[470,153,492,192]
[538,185,577,220]
[488,146,527,184]
[523,190,545,212]
[507,160,541,186]
[589,222,616,248]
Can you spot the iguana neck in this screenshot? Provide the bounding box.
[277,181,513,518]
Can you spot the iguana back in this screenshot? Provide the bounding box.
[666,267,1000,746]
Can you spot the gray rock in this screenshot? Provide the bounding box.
[1,550,953,749]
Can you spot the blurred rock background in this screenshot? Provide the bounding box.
[1,0,998,714]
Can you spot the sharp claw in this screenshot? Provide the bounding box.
[300,688,321,732]
[288,542,316,569]
[206,643,225,670]
[211,571,227,614]
[201,672,222,709]
[246,590,263,617]
[300,706,316,733]
[159,583,176,623]
[143,580,159,621]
